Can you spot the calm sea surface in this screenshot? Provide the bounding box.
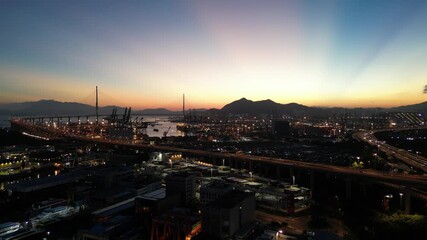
[0,115,182,137]
[0,115,9,128]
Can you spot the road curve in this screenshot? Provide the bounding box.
[353,130,427,173]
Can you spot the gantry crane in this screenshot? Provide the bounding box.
[163,126,172,138]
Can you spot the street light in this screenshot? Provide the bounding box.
[222,159,225,166]
[399,193,403,210]
[169,159,172,171]
[249,171,253,181]
[275,230,283,240]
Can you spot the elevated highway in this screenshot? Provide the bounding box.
[10,119,427,189]
[353,129,427,173]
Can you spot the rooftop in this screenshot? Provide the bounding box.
[139,188,166,201]
[168,171,195,177]
[202,181,232,190]
[7,171,87,193]
[206,190,254,209]
[92,197,136,217]
[88,215,131,235]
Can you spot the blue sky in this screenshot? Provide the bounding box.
[1,0,427,109]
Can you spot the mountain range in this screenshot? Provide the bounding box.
[0,100,181,116]
[1,98,427,117]
[221,98,427,117]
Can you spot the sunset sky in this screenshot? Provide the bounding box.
[1,0,427,110]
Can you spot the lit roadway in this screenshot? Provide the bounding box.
[11,120,427,188]
[353,130,427,174]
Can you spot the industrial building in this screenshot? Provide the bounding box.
[166,172,196,206]
[200,181,233,205]
[202,191,255,239]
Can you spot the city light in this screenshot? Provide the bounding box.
[1,1,427,239]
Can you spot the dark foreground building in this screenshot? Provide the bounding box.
[202,191,255,240]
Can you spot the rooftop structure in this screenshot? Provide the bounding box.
[200,181,233,205]
[202,191,255,239]
[7,171,87,193]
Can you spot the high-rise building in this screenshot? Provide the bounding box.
[166,172,196,206]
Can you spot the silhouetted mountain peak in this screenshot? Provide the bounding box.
[258,99,275,104]
[236,97,250,102]
[1,99,427,117]
[0,100,182,116]
[222,98,318,116]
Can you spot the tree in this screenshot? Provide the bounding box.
[351,161,364,168]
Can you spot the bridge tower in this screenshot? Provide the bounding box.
[183,93,185,120]
[96,86,99,125]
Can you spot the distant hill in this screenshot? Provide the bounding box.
[0,100,94,116]
[1,99,427,117]
[0,100,180,116]
[221,98,328,117]
[220,98,427,117]
[389,101,427,115]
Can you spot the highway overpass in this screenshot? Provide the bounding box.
[10,119,427,189]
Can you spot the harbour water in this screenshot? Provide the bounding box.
[0,115,183,137]
[0,115,9,128]
[142,115,184,138]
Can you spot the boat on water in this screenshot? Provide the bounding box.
[176,123,200,134]
[0,222,21,236]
